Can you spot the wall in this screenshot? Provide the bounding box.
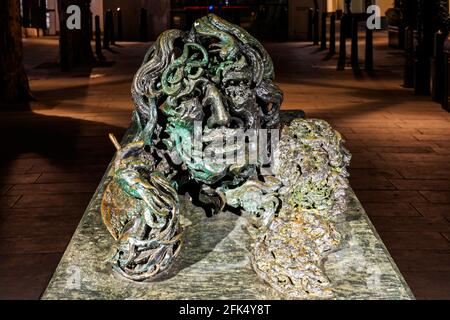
[103,0,170,40]
[289,0,327,40]
[288,0,394,40]
[46,0,102,36]
[91,0,104,31]
[326,1,394,16]
[375,0,393,16]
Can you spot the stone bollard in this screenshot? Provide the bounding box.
[103,10,110,50]
[313,9,320,45]
[329,13,336,55]
[351,16,359,67]
[338,15,347,70]
[308,8,313,42]
[432,31,447,103]
[95,15,105,61]
[403,27,414,88]
[320,12,327,50]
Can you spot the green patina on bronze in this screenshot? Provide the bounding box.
[101,14,353,299]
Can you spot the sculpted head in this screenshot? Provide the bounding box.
[131,14,282,187]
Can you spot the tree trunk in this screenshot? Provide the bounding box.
[58,0,96,71]
[0,0,32,108]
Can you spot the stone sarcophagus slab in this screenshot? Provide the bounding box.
[42,115,414,300]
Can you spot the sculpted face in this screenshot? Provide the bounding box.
[132,14,283,186]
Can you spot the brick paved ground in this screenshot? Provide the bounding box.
[0,32,449,299]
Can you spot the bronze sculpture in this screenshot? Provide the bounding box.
[101,14,351,298]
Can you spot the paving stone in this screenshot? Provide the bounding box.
[396,168,450,180]
[36,172,104,183]
[389,179,450,191]
[379,153,450,163]
[442,233,450,242]
[26,163,107,174]
[397,120,450,129]
[420,191,450,204]
[414,134,450,142]
[0,185,12,196]
[370,217,450,232]
[14,193,92,209]
[0,236,71,255]
[432,147,450,155]
[0,214,81,238]
[349,177,396,190]
[0,196,21,209]
[412,204,450,219]
[418,128,450,135]
[0,160,35,174]
[4,207,85,218]
[389,250,450,272]
[7,183,98,196]
[378,232,450,250]
[401,272,450,300]
[362,202,421,217]
[349,168,403,179]
[354,191,428,203]
[368,146,435,154]
[433,140,450,148]
[0,253,61,300]
[0,174,41,184]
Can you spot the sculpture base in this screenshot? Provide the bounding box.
[42,114,414,300]
[42,184,414,300]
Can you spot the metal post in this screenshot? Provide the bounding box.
[365,23,374,71]
[365,0,374,71]
[351,16,359,67]
[414,0,431,96]
[109,9,115,45]
[414,44,431,95]
[404,27,414,88]
[443,49,449,111]
[329,13,336,55]
[432,31,447,103]
[344,0,353,38]
[95,15,105,61]
[338,16,347,70]
[140,8,148,42]
[308,8,313,42]
[89,11,93,40]
[103,10,110,50]
[320,12,327,50]
[313,9,320,45]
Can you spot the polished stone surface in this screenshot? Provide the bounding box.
[42,125,414,300]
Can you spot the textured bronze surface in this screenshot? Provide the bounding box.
[95,14,412,298]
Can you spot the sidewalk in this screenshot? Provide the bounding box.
[0,38,142,299]
[0,32,449,299]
